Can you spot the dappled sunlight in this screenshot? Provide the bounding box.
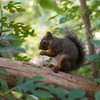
[95,32,100,39]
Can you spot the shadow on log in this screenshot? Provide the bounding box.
[0,57,100,100]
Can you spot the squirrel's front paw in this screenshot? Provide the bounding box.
[48,64,54,68]
[40,50,45,55]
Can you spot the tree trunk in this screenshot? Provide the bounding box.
[79,0,99,77]
[0,57,100,100]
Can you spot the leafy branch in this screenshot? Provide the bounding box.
[0,1,35,58]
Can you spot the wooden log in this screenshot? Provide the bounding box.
[0,57,100,100]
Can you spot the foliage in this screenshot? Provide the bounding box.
[87,40,100,63]
[87,53,100,62]
[15,76,87,100]
[68,89,86,100]
[32,0,100,39]
[0,67,9,75]
[0,78,13,100]
[0,67,88,100]
[0,1,36,59]
[1,1,35,42]
[0,70,99,100]
[4,1,25,13]
[94,78,100,83]
[0,67,13,100]
[36,0,61,13]
[0,34,26,54]
[14,56,31,62]
[16,76,53,99]
[74,64,92,77]
[95,91,100,100]
[0,68,88,100]
[90,40,100,47]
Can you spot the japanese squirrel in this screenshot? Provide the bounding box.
[39,31,85,72]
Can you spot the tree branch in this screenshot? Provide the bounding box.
[79,0,99,77]
[0,57,100,100]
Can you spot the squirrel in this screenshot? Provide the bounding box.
[39,31,85,72]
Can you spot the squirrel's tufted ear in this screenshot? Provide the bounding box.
[46,31,52,38]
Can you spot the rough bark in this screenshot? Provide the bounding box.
[79,0,99,78]
[0,57,100,100]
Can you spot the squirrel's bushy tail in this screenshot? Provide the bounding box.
[67,33,85,69]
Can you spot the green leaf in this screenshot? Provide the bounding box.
[48,15,58,20]
[94,78,100,82]
[0,67,10,75]
[3,6,8,9]
[15,76,54,99]
[59,17,67,24]
[16,8,25,12]
[0,44,19,52]
[5,35,19,40]
[16,76,25,85]
[0,40,7,45]
[2,17,7,20]
[37,0,61,13]
[44,85,69,100]
[18,78,52,99]
[3,23,9,27]
[15,48,26,53]
[68,89,86,99]
[0,44,25,53]
[90,23,100,31]
[87,53,100,62]
[95,91,100,100]
[16,76,44,91]
[86,8,92,16]
[90,40,100,47]
[0,34,19,40]
[33,90,53,98]
[0,78,13,100]
[9,22,34,39]
[2,29,11,33]
[9,9,15,13]
[14,56,31,62]
[4,1,25,13]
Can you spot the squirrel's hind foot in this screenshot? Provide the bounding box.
[52,65,61,73]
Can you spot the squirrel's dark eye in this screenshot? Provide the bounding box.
[42,40,47,45]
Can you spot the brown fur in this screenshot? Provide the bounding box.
[39,31,85,72]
